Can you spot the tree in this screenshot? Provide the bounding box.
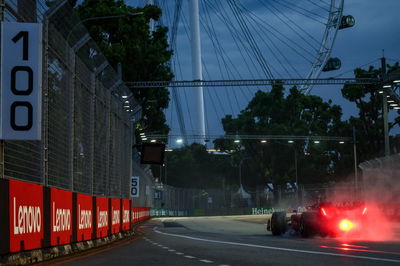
[165,144,234,189]
[215,84,352,191]
[75,0,173,137]
[341,62,400,161]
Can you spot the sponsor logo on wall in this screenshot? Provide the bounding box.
[97,208,108,228]
[13,197,41,235]
[52,202,71,232]
[78,204,92,230]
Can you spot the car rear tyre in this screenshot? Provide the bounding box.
[300,212,316,238]
[271,211,287,236]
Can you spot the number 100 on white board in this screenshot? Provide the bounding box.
[1,22,42,140]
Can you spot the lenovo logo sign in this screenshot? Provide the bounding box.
[49,188,73,246]
[7,179,44,252]
[112,209,120,226]
[123,210,130,223]
[13,197,41,235]
[97,208,108,228]
[52,202,71,232]
[78,204,92,230]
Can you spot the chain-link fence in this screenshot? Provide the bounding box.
[1,0,141,198]
[131,159,156,207]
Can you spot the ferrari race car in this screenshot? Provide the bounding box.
[267,202,368,238]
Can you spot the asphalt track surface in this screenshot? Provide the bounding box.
[58,215,400,266]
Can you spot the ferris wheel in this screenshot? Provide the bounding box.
[159,0,355,89]
[301,0,354,93]
[150,0,355,138]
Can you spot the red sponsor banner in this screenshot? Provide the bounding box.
[121,199,130,231]
[131,207,137,224]
[143,207,150,220]
[110,198,121,234]
[76,193,93,242]
[9,179,44,252]
[131,206,150,225]
[95,197,109,238]
[50,188,72,246]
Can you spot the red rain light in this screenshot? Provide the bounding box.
[321,208,327,216]
[362,207,367,215]
[339,219,354,231]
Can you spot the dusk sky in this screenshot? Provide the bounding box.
[128,0,400,142]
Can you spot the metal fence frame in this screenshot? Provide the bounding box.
[1,0,141,199]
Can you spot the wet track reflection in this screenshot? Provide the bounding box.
[60,215,400,266]
[320,243,400,256]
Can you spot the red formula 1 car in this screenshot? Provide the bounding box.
[267,202,368,238]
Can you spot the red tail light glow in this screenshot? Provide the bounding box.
[339,219,354,231]
[362,207,367,215]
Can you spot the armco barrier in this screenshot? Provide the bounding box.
[0,179,150,256]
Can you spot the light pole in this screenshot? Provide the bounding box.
[381,56,390,157]
[287,141,299,202]
[239,157,251,188]
[294,149,298,192]
[353,126,358,195]
[66,12,144,44]
[239,159,244,187]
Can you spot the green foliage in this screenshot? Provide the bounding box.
[165,144,233,189]
[341,63,400,161]
[76,0,173,137]
[215,84,353,189]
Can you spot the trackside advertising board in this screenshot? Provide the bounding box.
[110,198,121,234]
[74,193,93,242]
[0,179,149,254]
[132,207,137,224]
[49,188,72,246]
[8,179,44,252]
[121,199,131,231]
[0,22,42,140]
[95,197,109,239]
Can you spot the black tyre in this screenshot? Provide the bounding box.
[299,212,317,238]
[271,211,287,236]
[319,230,328,238]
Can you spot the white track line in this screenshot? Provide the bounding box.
[153,227,400,264]
[199,259,213,263]
[149,237,221,264]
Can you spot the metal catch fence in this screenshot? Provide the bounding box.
[1,0,141,198]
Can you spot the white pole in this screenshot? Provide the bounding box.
[189,0,206,144]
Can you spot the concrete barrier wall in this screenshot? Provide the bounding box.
[0,179,150,255]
